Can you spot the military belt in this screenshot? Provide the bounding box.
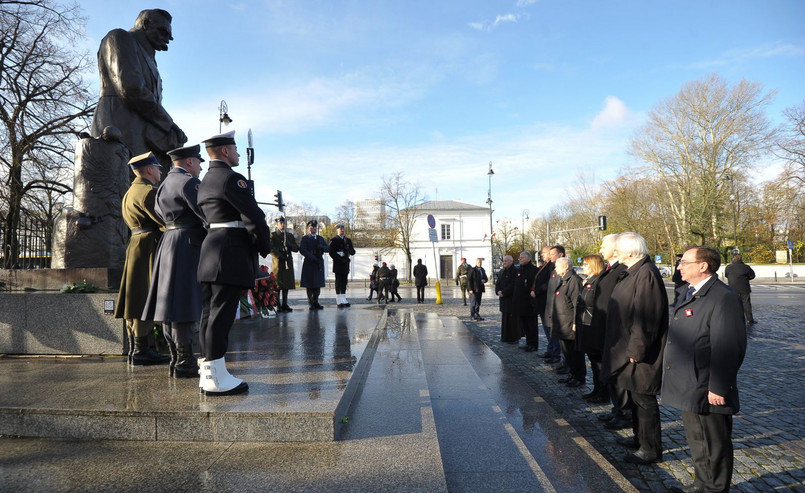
[209,221,246,229]
[165,222,197,231]
[131,227,155,235]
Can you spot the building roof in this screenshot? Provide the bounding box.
[416,200,488,212]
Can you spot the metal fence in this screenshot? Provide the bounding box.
[0,215,52,269]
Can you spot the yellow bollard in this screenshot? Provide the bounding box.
[435,279,443,304]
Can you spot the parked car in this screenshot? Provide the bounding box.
[572,266,587,279]
[658,266,672,278]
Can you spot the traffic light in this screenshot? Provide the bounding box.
[598,215,607,231]
[275,190,285,212]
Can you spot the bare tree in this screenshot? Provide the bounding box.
[380,172,427,281]
[1,0,94,267]
[493,218,520,259]
[776,100,805,185]
[630,73,776,248]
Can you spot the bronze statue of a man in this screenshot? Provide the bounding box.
[91,9,186,167]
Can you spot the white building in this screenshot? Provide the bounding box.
[405,200,493,280]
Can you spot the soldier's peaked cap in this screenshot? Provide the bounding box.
[307,219,318,227]
[128,151,160,170]
[275,216,285,223]
[167,144,205,162]
[202,130,236,148]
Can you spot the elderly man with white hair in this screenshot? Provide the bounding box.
[605,232,669,465]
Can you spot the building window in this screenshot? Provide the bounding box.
[441,224,451,240]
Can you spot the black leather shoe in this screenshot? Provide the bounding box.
[587,393,609,404]
[605,416,632,430]
[566,378,583,387]
[597,412,615,422]
[539,352,552,359]
[668,485,704,493]
[476,317,484,321]
[546,357,561,364]
[558,376,573,384]
[623,449,661,465]
[615,435,640,449]
[555,366,571,375]
[521,345,536,352]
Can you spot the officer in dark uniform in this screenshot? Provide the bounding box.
[115,151,169,366]
[142,144,206,378]
[299,219,329,309]
[270,216,299,313]
[329,222,356,308]
[196,130,271,396]
[456,258,470,305]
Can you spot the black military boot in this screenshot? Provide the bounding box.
[166,339,178,377]
[174,344,199,378]
[131,336,171,366]
[126,332,135,365]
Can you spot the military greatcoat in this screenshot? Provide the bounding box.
[299,233,329,288]
[141,167,206,322]
[270,230,299,290]
[114,176,164,319]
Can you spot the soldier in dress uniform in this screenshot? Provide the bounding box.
[299,219,329,309]
[141,144,206,378]
[270,216,299,313]
[115,152,169,366]
[329,222,356,308]
[196,130,271,396]
[455,258,470,306]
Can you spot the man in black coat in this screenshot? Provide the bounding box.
[495,255,517,342]
[540,245,565,362]
[467,258,488,321]
[197,131,271,396]
[300,220,329,309]
[376,262,391,304]
[551,257,584,387]
[413,259,428,303]
[512,252,538,350]
[663,246,746,493]
[533,246,556,358]
[329,222,356,308]
[605,232,668,465]
[724,253,756,324]
[142,144,206,378]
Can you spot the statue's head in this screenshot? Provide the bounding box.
[134,9,173,51]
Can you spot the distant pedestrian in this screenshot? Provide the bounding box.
[367,261,379,301]
[663,246,747,493]
[388,264,402,302]
[467,258,488,321]
[376,262,391,304]
[456,258,470,306]
[671,253,685,306]
[413,259,428,303]
[724,253,756,325]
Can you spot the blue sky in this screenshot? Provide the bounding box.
[75,0,805,223]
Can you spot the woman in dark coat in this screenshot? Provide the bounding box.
[575,254,607,402]
[551,257,584,387]
[413,259,428,303]
[388,264,402,302]
[299,220,329,309]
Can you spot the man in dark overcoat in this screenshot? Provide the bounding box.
[467,258,488,321]
[141,144,206,378]
[413,259,428,303]
[114,152,168,366]
[329,222,356,308]
[533,246,557,358]
[495,255,516,342]
[724,253,756,325]
[605,232,668,464]
[512,252,538,348]
[92,9,186,167]
[541,245,566,363]
[663,246,746,493]
[270,216,299,313]
[598,234,632,429]
[196,130,271,396]
[551,257,584,387]
[299,220,329,309]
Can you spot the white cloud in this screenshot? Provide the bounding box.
[516,0,539,6]
[591,96,632,131]
[468,13,522,32]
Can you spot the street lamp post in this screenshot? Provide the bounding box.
[218,100,232,133]
[521,209,529,252]
[487,161,494,268]
[725,174,738,252]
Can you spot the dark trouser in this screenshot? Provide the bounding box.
[416,286,425,302]
[520,315,538,348]
[280,289,289,307]
[306,288,321,306]
[607,379,634,420]
[199,283,241,361]
[629,391,662,457]
[587,352,603,391]
[739,292,754,323]
[470,291,482,318]
[367,285,376,300]
[682,411,734,493]
[559,338,586,381]
[334,272,348,295]
[377,281,388,301]
[539,312,560,357]
[460,284,467,303]
[164,321,194,347]
[501,312,519,342]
